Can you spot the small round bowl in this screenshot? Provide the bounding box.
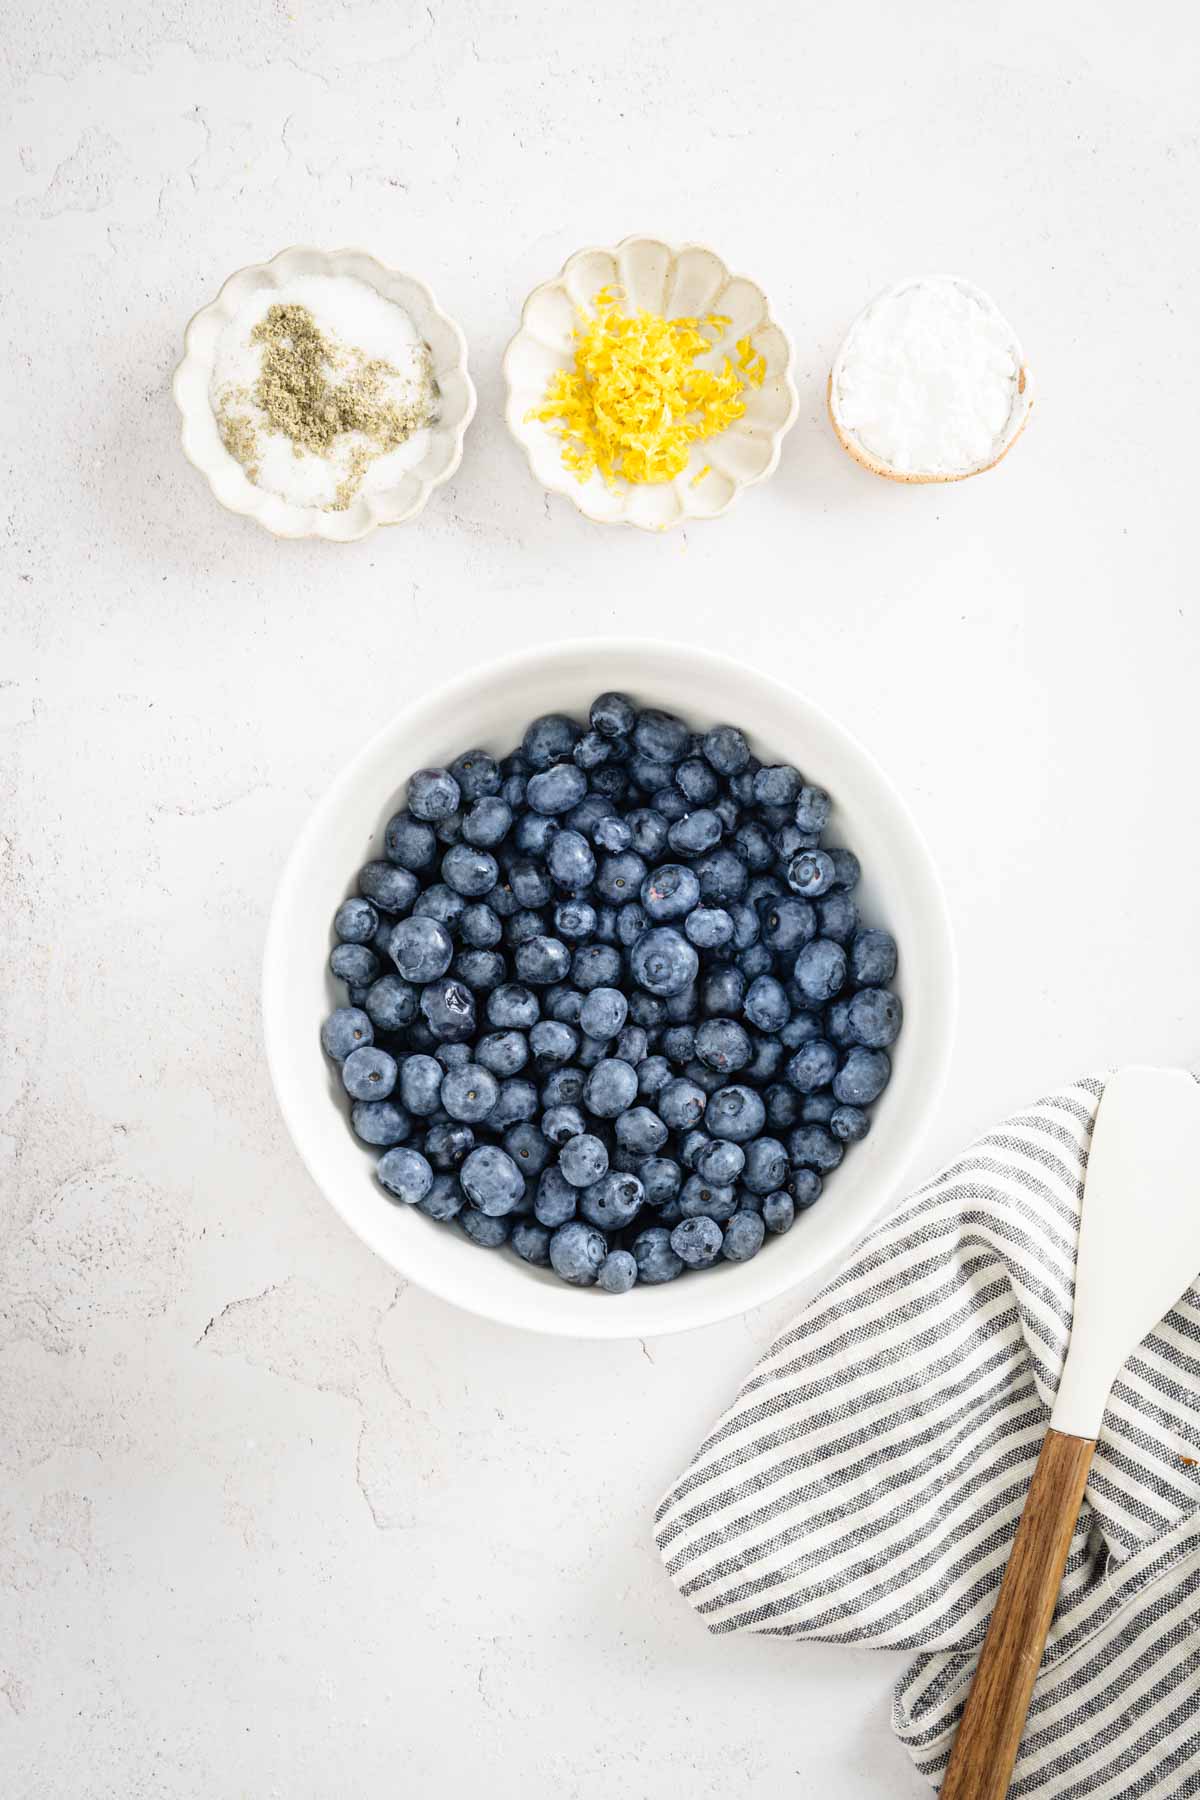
[173,246,476,542]
[503,237,799,531]
[263,642,956,1339]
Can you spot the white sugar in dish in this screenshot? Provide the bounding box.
[210,274,438,512]
[828,276,1032,483]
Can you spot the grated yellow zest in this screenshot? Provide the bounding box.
[736,335,768,387]
[690,463,712,487]
[527,292,757,487]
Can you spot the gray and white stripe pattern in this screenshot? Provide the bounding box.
[655,1076,1200,1795]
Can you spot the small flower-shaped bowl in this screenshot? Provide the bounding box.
[503,236,799,532]
[172,246,476,543]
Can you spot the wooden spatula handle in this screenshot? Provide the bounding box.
[940,1428,1095,1800]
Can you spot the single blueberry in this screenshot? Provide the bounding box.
[788,849,837,899]
[583,1057,639,1118]
[542,1067,585,1109]
[615,902,649,948]
[626,809,670,861]
[384,810,437,871]
[695,1017,753,1074]
[559,1132,609,1188]
[764,1083,800,1130]
[580,1171,644,1230]
[542,1103,586,1146]
[630,927,698,997]
[781,1010,823,1050]
[785,1038,839,1093]
[549,1219,608,1286]
[614,1024,648,1065]
[527,763,588,815]
[527,1019,576,1071]
[490,1079,538,1128]
[441,843,499,897]
[351,1100,411,1147]
[505,1121,553,1178]
[501,774,527,809]
[487,984,540,1030]
[534,1166,577,1227]
[590,691,636,739]
[794,785,832,833]
[460,1144,526,1215]
[667,805,723,853]
[419,1173,465,1222]
[734,821,774,871]
[440,1064,500,1123]
[362,977,416,1033]
[788,1125,844,1172]
[330,943,379,987]
[419,977,476,1042]
[580,986,629,1041]
[412,884,465,933]
[408,767,461,822]
[679,1175,738,1223]
[359,861,419,916]
[572,729,612,772]
[694,847,749,905]
[554,898,597,942]
[639,1157,683,1206]
[546,829,596,892]
[598,1249,638,1294]
[593,815,632,854]
[595,851,648,905]
[702,964,746,1017]
[568,945,620,996]
[504,909,546,950]
[707,1084,767,1142]
[425,1119,475,1169]
[658,1078,707,1131]
[829,848,861,891]
[831,1105,871,1143]
[614,1105,668,1156]
[696,1140,746,1186]
[790,1168,823,1209]
[753,765,801,808]
[702,724,751,776]
[341,1045,397,1101]
[632,1226,685,1285]
[453,950,506,991]
[511,1219,552,1267]
[793,938,848,1005]
[513,811,558,858]
[523,713,581,770]
[459,904,501,951]
[742,1136,790,1195]
[762,1190,796,1234]
[743,974,790,1033]
[545,986,585,1026]
[449,747,501,802]
[377,1146,434,1206]
[675,757,719,806]
[850,928,898,988]
[509,860,553,910]
[321,1007,373,1061]
[847,987,903,1049]
[334,896,379,945]
[722,1210,766,1262]
[634,707,690,764]
[461,796,512,849]
[400,1053,443,1115]
[685,906,734,950]
[641,863,702,922]
[515,936,571,986]
[671,1216,723,1268]
[833,1047,891,1106]
[460,1208,511,1248]
[759,896,817,956]
[637,1055,672,1098]
[817,892,858,944]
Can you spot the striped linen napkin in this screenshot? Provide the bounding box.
[655,1075,1200,1796]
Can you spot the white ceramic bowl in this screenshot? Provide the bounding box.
[173,246,476,542]
[263,641,956,1338]
[503,237,799,531]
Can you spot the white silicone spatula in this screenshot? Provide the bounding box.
[942,1066,1200,1800]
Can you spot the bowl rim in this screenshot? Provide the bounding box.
[501,234,800,532]
[172,244,477,542]
[262,638,957,1338]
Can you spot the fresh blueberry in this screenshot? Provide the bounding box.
[595,852,648,905]
[511,1219,552,1266]
[667,809,722,856]
[694,848,748,905]
[794,785,832,833]
[501,774,527,810]
[658,1077,707,1131]
[671,1216,723,1268]
[589,766,629,802]
[628,990,666,1029]
[598,1249,638,1294]
[790,1168,823,1209]
[490,1079,538,1128]
[675,757,720,806]
[400,1053,443,1115]
[801,1092,837,1123]
[440,1064,499,1123]
[641,863,701,922]
[788,849,837,899]
[542,1067,585,1109]
[359,861,420,915]
[614,1105,668,1156]
[527,763,588,815]
[515,936,571,986]
[846,986,903,1050]
[742,1136,789,1194]
[546,829,596,893]
[742,974,789,1033]
[630,928,698,997]
[341,1045,397,1101]
[590,692,637,739]
[384,810,437,871]
[321,1006,373,1060]
[634,708,690,764]
[793,939,848,1005]
[362,977,416,1033]
[573,729,612,772]
[850,929,898,988]
[580,1171,644,1230]
[583,1058,639,1118]
[615,903,649,948]
[722,1210,766,1262]
[830,1105,871,1143]
[702,724,751,776]
[753,765,801,808]
[685,906,734,950]
[829,848,861,891]
[420,977,476,1042]
[330,943,379,987]
[461,1208,511,1248]
[408,767,461,822]
[638,1157,682,1206]
[580,986,629,1041]
[525,1019,575,1071]
[788,1125,844,1172]
[504,1121,553,1178]
[785,1038,838,1093]
[614,1024,648,1065]
[448,747,501,802]
[460,1144,525,1215]
[441,844,499,897]
[632,1226,685,1284]
[459,903,502,950]
[351,1100,411,1146]
[707,1084,767,1142]
[334,896,379,944]
[679,1176,738,1223]
[833,1047,891,1106]
[637,1056,672,1099]
[626,809,670,861]
[694,1017,753,1074]
[780,1011,823,1051]
[461,796,512,849]
[593,815,632,854]
[504,909,546,950]
[685,1061,726,1096]
[577,1034,612,1070]
[817,891,858,944]
[377,1146,434,1206]
[696,1140,745,1185]
[734,821,774,871]
[554,898,598,942]
[513,811,559,858]
[764,1083,800,1130]
[420,1173,465,1221]
[559,1132,609,1188]
[412,885,465,933]
[762,1191,796,1234]
[545,986,585,1026]
[549,1219,608,1285]
[425,1119,475,1169]
[534,1166,577,1227]
[523,713,580,770]
[509,860,553,910]
[542,1103,586,1146]
[453,950,507,991]
[487,984,540,1030]
[702,964,746,1017]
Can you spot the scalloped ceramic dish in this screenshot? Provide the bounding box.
[503,237,799,532]
[173,246,476,542]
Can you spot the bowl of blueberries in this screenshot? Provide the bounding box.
[263,641,955,1338]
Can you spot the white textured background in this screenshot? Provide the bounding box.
[3,2,1198,1794]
